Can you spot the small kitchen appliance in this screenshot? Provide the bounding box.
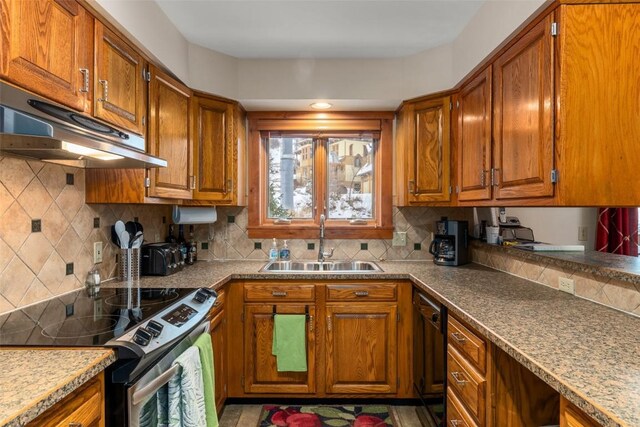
[428,218,469,266]
[140,242,184,276]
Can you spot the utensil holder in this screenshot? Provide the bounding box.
[119,248,141,286]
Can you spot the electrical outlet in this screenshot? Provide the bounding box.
[392,231,407,247]
[559,277,575,294]
[93,242,103,263]
[578,226,588,242]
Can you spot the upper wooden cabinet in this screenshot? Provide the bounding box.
[0,0,93,113]
[94,21,146,135]
[190,94,247,205]
[396,95,452,205]
[554,4,640,206]
[492,14,555,201]
[147,65,192,199]
[457,67,493,202]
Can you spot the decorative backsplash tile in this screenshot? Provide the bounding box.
[471,245,640,317]
[193,206,474,262]
[0,156,170,315]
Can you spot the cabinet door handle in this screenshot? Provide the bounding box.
[69,423,83,427]
[492,168,500,187]
[450,420,463,427]
[308,315,314,332]
[190,175,196,190]
[450,332,467,344]
[480,170,487,188]
[327,315,332,331]
[79,68,89,93]
[271,291,287,297]
[98,79,109,102]
[408,180,416,195]
[226,179,233,193]
[451,371,468,387]
[353,291,369,297]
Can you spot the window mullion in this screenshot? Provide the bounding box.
[314,137,328,224]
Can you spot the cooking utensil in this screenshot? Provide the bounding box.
[114,221,126,246]
[119,230,130,249]
[131,231,144,248]
[125,221,137,237]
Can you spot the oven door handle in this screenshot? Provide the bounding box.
[131,321,211,406]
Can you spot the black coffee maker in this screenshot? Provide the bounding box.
[428,218,469,266]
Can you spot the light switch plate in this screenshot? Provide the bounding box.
[559,277,575,294]
[93,242,103,263]
[392,231,407,247]
[578,226,588,242]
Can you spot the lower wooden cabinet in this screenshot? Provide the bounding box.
[325,303,397,394]
[243,303,316,394]
[27,371,104,427]
[560,397,599,427]
[208,289,227,414]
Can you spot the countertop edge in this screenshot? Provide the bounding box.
[0,350,117,427]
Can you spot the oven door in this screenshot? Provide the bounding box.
[127,320,210,427]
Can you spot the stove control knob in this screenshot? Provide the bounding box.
[146,320,164,337]
[133,327,153,346]
[193,289,209,303]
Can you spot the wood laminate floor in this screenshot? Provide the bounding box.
[219,404,429,426]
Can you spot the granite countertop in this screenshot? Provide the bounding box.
[110,259,639,427]
[0,348,115,427]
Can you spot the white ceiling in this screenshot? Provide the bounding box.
[155,0,485,59]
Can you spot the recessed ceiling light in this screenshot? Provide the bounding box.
[310,102,332,110]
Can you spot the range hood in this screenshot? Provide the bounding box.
[0,82,167,169]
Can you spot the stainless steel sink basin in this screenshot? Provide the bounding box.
[260,260,383,273]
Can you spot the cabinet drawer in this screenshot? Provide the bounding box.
[244,284,315,301]
[447,345,486,424]
[448,316,487,374]
[326,283,397,301]
[447,389,479,427]
[209,288,225,317]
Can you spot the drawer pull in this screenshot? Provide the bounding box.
[69,423,83,427]
[451,332,467,344]
[450,420,463,427]
[451,371,468,387]
[213,300,221,307]
[354,291,369,297]
[98,79,109,102]
[272,291,288,297]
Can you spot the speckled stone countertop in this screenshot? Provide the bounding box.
[473,240,640,286]
[0,348,115,427]
[106,259,640,427]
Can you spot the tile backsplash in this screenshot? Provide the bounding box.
[194,206,474,262]
[471,244,640,317]
[0,156,170,315]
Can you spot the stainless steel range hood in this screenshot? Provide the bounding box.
[0,82,167,169]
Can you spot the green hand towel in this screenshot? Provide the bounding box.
[272,314,307,372]
[194,332,219,427]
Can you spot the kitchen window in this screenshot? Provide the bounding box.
[247,112,394,239]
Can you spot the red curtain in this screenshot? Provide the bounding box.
[596,208,639,256]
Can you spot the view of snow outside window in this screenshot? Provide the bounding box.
[327,137,374,219]
[267,136,375,220]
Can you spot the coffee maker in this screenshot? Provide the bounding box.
[428,218,469,266]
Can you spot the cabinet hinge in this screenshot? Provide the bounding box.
[455,186,460,194]
[456,100,460,108]
[143,70,151,82]
[142,116,146,126]
[449,101,453,111]
[551,22,558,37]
[551,169,558,184]
[448,186,453,194]
[144,177,150,188]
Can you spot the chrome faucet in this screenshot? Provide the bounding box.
[318,214,334,262]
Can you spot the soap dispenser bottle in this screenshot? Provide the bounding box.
[280,240,290,260]
[269,238,279,260]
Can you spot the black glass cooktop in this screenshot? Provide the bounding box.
[0,287,195,347]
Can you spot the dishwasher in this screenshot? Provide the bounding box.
[413,289,447,426]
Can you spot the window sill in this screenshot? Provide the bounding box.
[247,225,394,240]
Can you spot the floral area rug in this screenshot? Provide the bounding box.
[258,405,395,427]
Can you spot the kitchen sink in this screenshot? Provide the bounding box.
[260,260,383,273]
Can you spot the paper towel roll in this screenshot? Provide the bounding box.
[172,205,217,224]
